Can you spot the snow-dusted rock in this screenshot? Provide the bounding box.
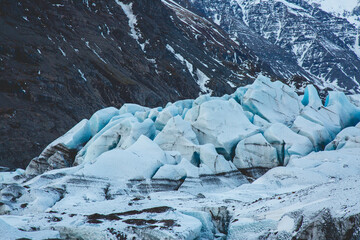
[199,144,237,174]
[88,107,119,136]
[242,75,302,126]
[154,116,199,162]
[191,99,259,158]
[152,164,187,181]
[0,169,24,183]
[0,218,60,240]
[30,119,91,172]
[264,123,313,165]
[325,126,360,151]
[233,133,278,169]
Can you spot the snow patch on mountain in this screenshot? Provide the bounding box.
[115,0,147,51]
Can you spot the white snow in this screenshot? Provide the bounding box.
[195,69,213,94]
[166,44,198,83]
[306,0,359,18]
[213,13,221,25]
[115,1,147,52]
[77,69,87,82]
[58,47,66,57]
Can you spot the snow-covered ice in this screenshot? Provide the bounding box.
[3,75,360,239]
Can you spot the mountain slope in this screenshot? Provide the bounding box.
[0,0,271,169]
[181,0,360,92]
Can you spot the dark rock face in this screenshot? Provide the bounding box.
[25,143,76,176]
[293,209,360,240]
[0,0,267,168]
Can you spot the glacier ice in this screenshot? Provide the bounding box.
[199,143,237,174]
[154,104,180,130]
[177,158,200,178]
[88,107,119,136]
[152,164,187,181]
[154,116,199,162]
[181,210,215,239]
[325,126,360,150]
[191,98,259,158]
[42,119,91,152]
[301,84,322,108]
[75,115,155,165]
[76,135,164,180]
[242,75,302,126]
[264,123,313,165]
[119,103,149,115]
[325,91,360,128]
[233,133,278,169]
[299,103,342,139]
[347,94,360,107]
[4,75,360,239]
[291,115,332,151]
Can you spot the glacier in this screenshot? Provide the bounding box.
[2,75,360,239]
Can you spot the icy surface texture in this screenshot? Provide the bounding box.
[89,107,119,136]
[3,75,360,239]
[233,133,278,169]
[189,98,259,158]
[242,75,302,126]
